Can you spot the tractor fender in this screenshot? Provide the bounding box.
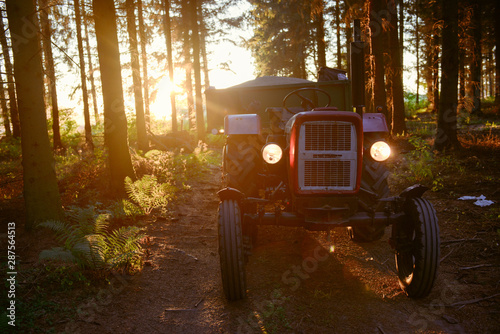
[363,113,389,133]
[399,184,429,198]
[217,187,245,201]
[224,114,261,135]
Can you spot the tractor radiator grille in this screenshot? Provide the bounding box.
[304,160,351,187]
[298,121,357,191]
[304,123,352,151]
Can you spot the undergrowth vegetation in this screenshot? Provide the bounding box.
[39,206,144,273]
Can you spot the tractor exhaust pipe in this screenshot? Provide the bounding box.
[350,19,365,116]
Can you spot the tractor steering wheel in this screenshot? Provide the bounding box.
[282,87,332,114]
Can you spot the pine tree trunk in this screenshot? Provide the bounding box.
[495,4,500,105]
[470,1,482,115]
[163,0,177,132]
[6,0,63,229]
[335,1,341,69]
[190,0,204,140]
[74,0,94,151]
[415,9,420,107]
[181,0,195,131]
[431,2,440,114]
[315,0,326,69]
[199,12,210,90]
[424,26,433,111]
[388,0,406,135]
[369,0,388,122]
[0,10,20,138]
[435,0,460,151]
[125,0,148,151]
[93,0,136,193]
[345,9,352,78]
[40,0,63,151]
[137,0,150,127]
[1,83,11,137]
[83,6,100,124]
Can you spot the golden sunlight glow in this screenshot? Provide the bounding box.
[150,76,183,119]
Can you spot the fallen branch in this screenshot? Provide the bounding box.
[440,247,456,263]
[448,293,500,307]
[459,264,494,270]
[441,238,480,245]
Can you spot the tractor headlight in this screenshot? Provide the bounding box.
[370,141,391,162]
[262,143,282,164]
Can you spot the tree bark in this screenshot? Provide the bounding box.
[431,2,440,114]
[415,5,420,106]
[74,0,93,151]
[336,0,342,69]
[0,9,20,138]
[83,2,100,124]
[163,0,177,132]
[181,0,195,131]
[93,0,136,193]
[387,0,406,135]
[369,0,388,122]
[495,3,500,105]
[435,0,460,151]
[470,0,482,115]
[125,0,148,151]
[314,0,326,70]
[190,0,204,140]
[40,0,63,151]
[6,0,63,229]
[137,0,150,127]
[1,81,11,137]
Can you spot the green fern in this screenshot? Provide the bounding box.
[124,175,172,215]
[39,206,144,271]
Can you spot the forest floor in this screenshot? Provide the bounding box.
[2,114,500,334]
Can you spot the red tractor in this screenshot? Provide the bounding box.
[216,21,440,301]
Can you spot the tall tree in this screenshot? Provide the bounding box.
[369,0,388,120]
[162,0,177,132]
[93,0,136,193]
[414,3,420,106]
[40,0,64,151]
[0,78,11,137]
[387,0,406,134]
[469,0,482,115]
[137,0,150,126]
[495,2,500,105]
[74,0,93,150]
[181,0,195,131]
[431,1,440,113]
[313,0,326,69]
[0,10,20,138]
[125,0,148,151]
[435,0,460,151]
[6,0,63,229]
[190,0,204,139]
[335,0,342,69]
[248,0,312,78]
[83,2,100,124]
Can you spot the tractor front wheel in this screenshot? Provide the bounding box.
[218,199,247,301]
[394,198,440,298]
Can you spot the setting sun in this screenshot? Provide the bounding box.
[150,76,183,119]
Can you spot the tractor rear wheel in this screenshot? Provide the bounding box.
[395,198,440,298]
[218,199,246,301]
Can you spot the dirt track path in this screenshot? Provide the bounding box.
[69,165,495,334]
